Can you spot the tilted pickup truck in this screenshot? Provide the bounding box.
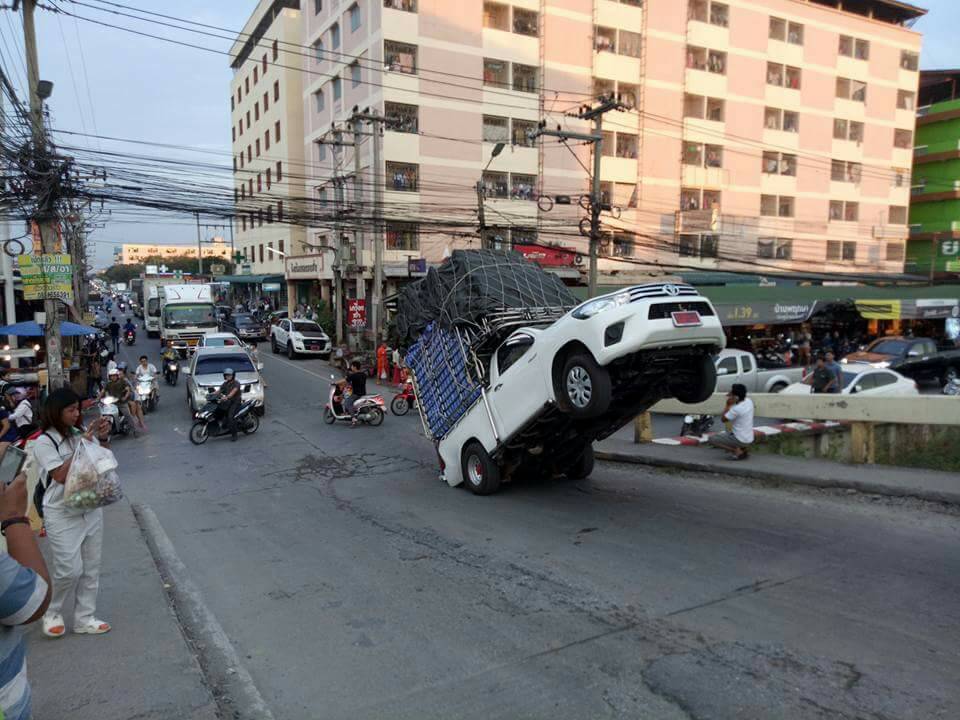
[714,349,807,393]
[842,336,960,385]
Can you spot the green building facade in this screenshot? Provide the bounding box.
[908,71,960,276]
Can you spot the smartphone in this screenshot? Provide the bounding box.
[0,446,27,486]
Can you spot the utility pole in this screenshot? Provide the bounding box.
[195,212,203,276]
[0,69,17,345]
[351,108,386,346]
[476,182,488,249]
[351,120,365,322]
[21,0,66,389]
[333,176,345,347]
[228,216,235,267]
[531,97,622,298]
[930,232,940,284]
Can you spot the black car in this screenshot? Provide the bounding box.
[843,336,960,385]
[221,313,268,341]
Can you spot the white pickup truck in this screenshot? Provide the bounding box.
[714,348,806,393]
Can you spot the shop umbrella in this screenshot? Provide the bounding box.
[0,321,102,337]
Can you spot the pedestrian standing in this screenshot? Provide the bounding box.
[392,347,402,384]
[825,351,843,394]
[5,390,35,441]
[107,317,121,354]
[32,388,112,638]
[805,354,836,394]
[708,383,754,460]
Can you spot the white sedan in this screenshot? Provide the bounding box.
[780,367,919,397]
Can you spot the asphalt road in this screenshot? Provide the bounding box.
[105,319,960,720]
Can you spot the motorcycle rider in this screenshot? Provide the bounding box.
[102,367,140,437]
[122,317,137,344]
[135,355,159,405]
[212,368,242,441]
[161,340,178,379]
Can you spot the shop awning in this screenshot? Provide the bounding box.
[213,274,284,284]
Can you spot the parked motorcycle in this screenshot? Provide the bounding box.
[390,381,416,416]
[137,376,158,412]
[123,329,136,346]
[99,396,131,437]
[163,358,180,386]
[323,377,385,426]
[189,394,260,445]
[680,414,714,437]
[944,378,960,396]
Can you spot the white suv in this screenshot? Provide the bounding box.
[270,319,332,359]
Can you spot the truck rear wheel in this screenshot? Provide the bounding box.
[567,444,595,480]
[671,355,717,404]
[559,352,612,419]
[461,441,501,495]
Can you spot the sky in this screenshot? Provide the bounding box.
[1,0,958,269]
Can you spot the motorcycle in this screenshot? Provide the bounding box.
[137,376,158,412]
[944,378,960,396]
[123,329,136,346]
[390,381,416,416]
[163,358,180,386]
[99,395,131,437]
[189,393,260,445]
[680,414,714,437]
[323,377,385,426]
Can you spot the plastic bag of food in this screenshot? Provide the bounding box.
[63,439,123,512]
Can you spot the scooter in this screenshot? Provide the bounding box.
[323,377,385,426]
[99,396,131,437]
[189,393,260,445]
[123,329,136,346]
[390,381,416,416]
[163,357,179,386]
[680,414,714,437]
[137,376,158,412]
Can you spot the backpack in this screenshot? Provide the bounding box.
[29,431,60,519]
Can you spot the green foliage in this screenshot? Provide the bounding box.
[313,301,334,336]
[98,255,233,284]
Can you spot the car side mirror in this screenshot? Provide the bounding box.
[182,367,191,376]
[853,384,862,394]
[257,363,264,371]
[906,350,919,358]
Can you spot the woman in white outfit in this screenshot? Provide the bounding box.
[31,388,112,637]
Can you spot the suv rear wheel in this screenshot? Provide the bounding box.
[461,441,501,495]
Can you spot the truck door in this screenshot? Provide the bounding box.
[488,333,547,441]
[714,355,739,393]
[902,340,936,379]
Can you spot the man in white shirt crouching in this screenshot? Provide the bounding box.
[708,383,755,461]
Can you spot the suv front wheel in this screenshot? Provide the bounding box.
[558,352,611,419]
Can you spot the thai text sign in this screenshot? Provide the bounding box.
[19,254,74,303]
[348,299,367,329]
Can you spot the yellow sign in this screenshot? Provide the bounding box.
[19,254,74,303]
[855,300,901,320]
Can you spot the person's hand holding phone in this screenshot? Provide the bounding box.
[0,475,28,521]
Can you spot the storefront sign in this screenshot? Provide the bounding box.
[855,300,901,320]
[263,282,282,292]
[717,301,819,326]
[407,258,427,276]
[348,299,367,329]
[514,244,579,268]
[285,256,323,279]
[912,299,960,319]
[19,253,74,303]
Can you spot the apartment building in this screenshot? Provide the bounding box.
[229,0,307,303]
[115,240,231,265]
[300,0,924,310]
[906,69,960,277]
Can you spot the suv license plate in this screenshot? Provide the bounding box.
[671,311,702,327]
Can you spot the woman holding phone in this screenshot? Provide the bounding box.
[30,388,112,638]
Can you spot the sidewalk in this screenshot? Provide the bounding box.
[596,428,960,505]
[26,500,218,720]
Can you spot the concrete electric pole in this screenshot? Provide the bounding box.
[0,69,19,345]
[21,0,67,389]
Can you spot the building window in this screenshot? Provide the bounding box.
[262,54,267,73]
[272,39,278,61]
[245,77,249,94]
[829,200,859,222]
[709,1,728,26]
[257,173,262,192]
[757,237,792,260]
[483,115,509,143]
[886,243,904,261]
[833,118,864,142]
[385,40,417,74]
[483,2,509,30]
[278,200,283,221]
[239,153,244,169]
[767,62,801,89]
[318,140,326,160]
[266,168,271,189]
[384,0,417,11]
[683,94,724,121]
[350,62,361,87]
[892,167,907,188]
[769,16,802,44]
[314,0,322,13]
[680,188,720,211]
[385,102,418,133]
[595,26,616,53]
[237,88,242,105]
[481,171,508,198]
[691,1,727,26]
[241,216,247,232]
[275,121,281,143]
[332,76,342,101]
[483,58,509,87]
[619,30,642,58]
[511,173,536,200]
[247,146,252,162]
[686,46,725,74]
[255,139,261,158]
[512,63,538,93]
[514,8,538,36]
[259,244,264,262]
[265,130,270,151]
[764,107,798,132]
[762,151,795,176]
[276,161,282,181]
[836,77,867,103]
[254,67,258,84]
[894,129,913,149]
[313,40,324,63]
[274,81,279,101]
[839,35,870,60]
[386,222,419,250]
[678,233,718,259]
[254,102,260,121]
[601,131,615,157]
[831,160,861,183]
[246,110,251,127]
[760,194,793,217]
[888,206,907,225]
[231,96,235,111]
[612,232,636,257]
[618,82,638,109]
[267,206,273,224]
[897,90,915,111]
[314,89,324,112]
[232,126,236,142]
[331,22,340,49]
[900,50,919,71]
[238,119,243,136]
[349,3,361,31]
[263,92,269,111]
[512,119,537,147]
[387,161,418,191]
[616,132,638,159]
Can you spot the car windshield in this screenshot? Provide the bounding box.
[234,315,258,327]
[194,355,255,375]
[164,303,217,328]
[292,321,323,333]
[869,339,908,355]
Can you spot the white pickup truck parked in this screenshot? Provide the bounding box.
[714,348,806,394]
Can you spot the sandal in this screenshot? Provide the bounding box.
[74,618,111,635]
[42,613,66,638]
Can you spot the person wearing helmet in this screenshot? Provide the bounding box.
[102,367,140,438]
[214,367,242,441]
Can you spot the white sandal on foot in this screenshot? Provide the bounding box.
[74,618,111,635]
[42,613,66,638]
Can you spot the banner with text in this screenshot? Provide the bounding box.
[19,254,74,303]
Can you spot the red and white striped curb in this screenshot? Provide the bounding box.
[652,421,845,446]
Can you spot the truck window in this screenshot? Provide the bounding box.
[872,372,897,387]
[740,354,753,373]
[163,304,217,328]
[716,356,738,375]
[147,298,160,316]
[496,335,534,375]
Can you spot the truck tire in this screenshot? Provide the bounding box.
[770,382,788,393]
[671,355,717,404]
[559,352,612,419]
[461,441,502,495]
[567,444,595,480]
